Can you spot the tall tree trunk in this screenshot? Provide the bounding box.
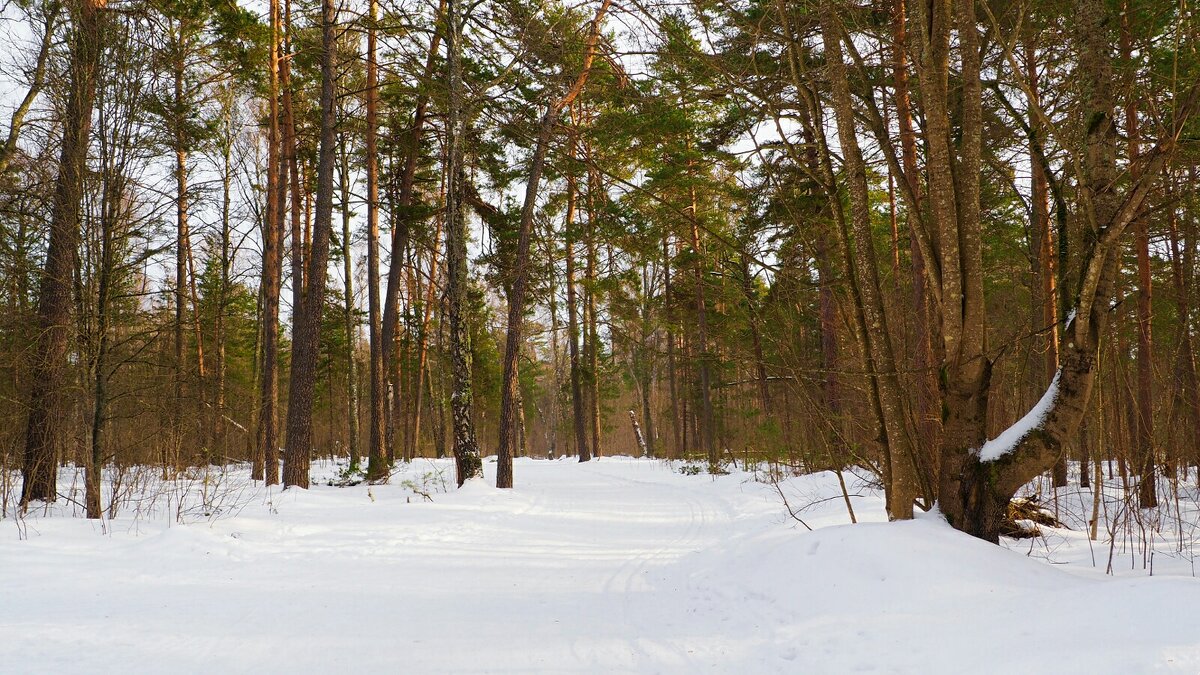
[87,135,123,520]
[382,0,445,458]
[257,0,283,486]
[820,3,920,519]
[639,262,657,457]
[496,113,554,485]
[546,225,562,458]
[282,0,338,488]
[445,0,482,485]
[281,0,304,319]
[363,0,388,480]
[216,91,234,447]
[1167,177,1200,478]
[410,213,444,460]
[931,0,1198,541]
[22,0,104,506]
[739,249,770,412]
[893,0,940,482]
[173,31,190,471]
[496,0,609,487]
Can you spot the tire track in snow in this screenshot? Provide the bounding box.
[564,462,741,671]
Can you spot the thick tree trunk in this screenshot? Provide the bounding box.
[281,0,304,319]
[936,0,1198,540]
[22,0,104,506]
[445,0,482,485]
[496,113,554,487]
[282,0,338,488]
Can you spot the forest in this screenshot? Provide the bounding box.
[1,0,1200,548]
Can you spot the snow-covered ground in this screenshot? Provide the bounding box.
[3,457,1200,673]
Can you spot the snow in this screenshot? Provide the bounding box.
[3,457,1200,673]
[978,370,1060,462]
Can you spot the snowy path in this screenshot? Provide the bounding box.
[1,459,785,673]
[4,457,1200,673]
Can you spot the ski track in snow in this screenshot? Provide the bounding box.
[3,457,1200,674]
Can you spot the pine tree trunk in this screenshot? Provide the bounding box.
[216,94,234,448]
[496,112,555,487]
[257,0,283,486]
[282,0,339,488]
[892,0,940,482]
[281,0,304,319]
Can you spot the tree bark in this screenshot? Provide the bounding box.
[820,4,920,519]
[282,0,339,488]
[257,0,283,486]
[382,0,445,459]
[364,0,389,480]
[893,0,940,482]
[496,0,609,487]
[22,0,104,506]
[445,0,482,485]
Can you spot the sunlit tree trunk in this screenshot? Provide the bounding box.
[282,0,339,488]
[257,0,283,486]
